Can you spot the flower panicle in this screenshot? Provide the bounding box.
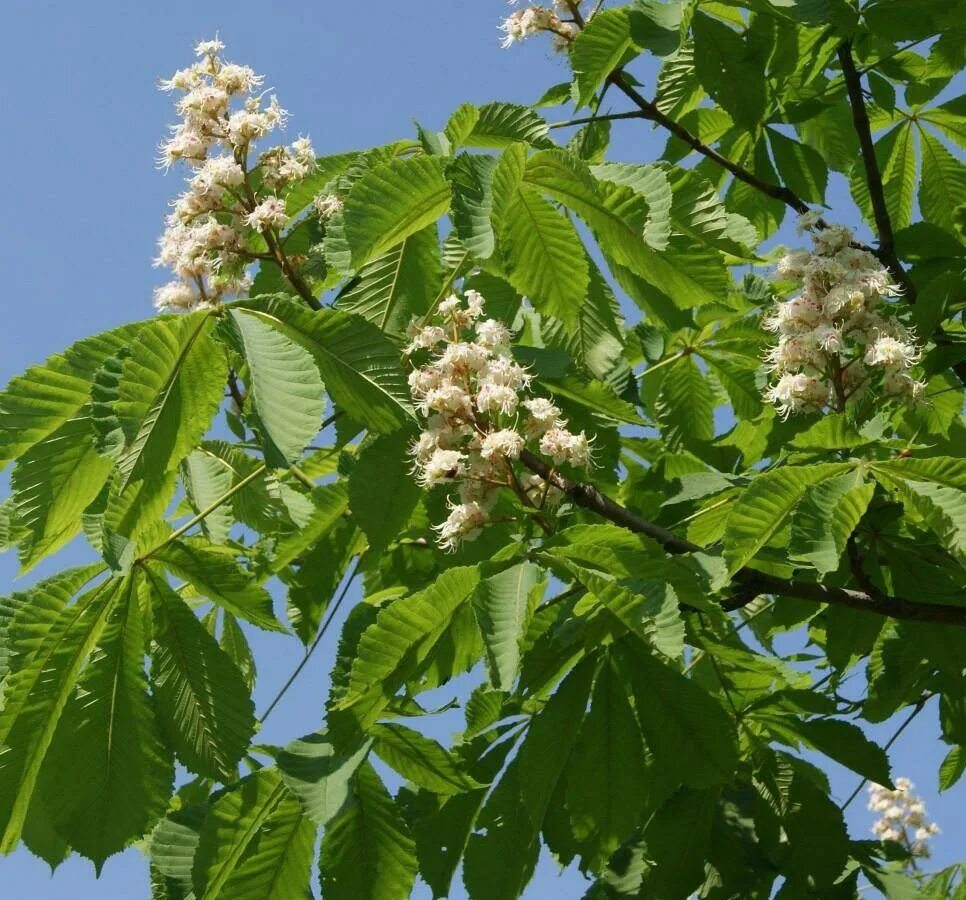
[761,213,925,418]
[153,38,321,313]
[407,290,592,551]
[867,779,940,860]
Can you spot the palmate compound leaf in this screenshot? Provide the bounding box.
[11,410,114,572]
[0,320,144,472]
[472,561,543,691]
[39,573,174,867]
[337,155,451,271]
[615,642,739,789]
[145,571,256,781]
[320,761,418,900]
[335,223,440,334]
[723,463,850,575]
[335,566,482,729]
[149,539,283,633]
[231,296,414,435]
[789,470,875,576]
[0,576,124,853]
[565,651,648,871]
[225,308,326,467]
[347,430,421,557]
[191,769,315,900]
[370,723,484,795]
[109,312,227,489]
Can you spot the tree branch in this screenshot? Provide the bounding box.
[519,450,966,626]
[836,41,915,298]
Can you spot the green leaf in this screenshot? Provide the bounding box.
[691,13,766,130]
[235,297,414,434]
[566,653,648,870]
[371,723,483,794]
[151,540,282,632]
[40,577,173,866]
[519,657,598,828]
[655,356,714,448]
[150,805,205,892]
[789,471,875,575]
[12,413,114,572]
[850,123,917,231]
[723,464,847,574]
[182,450,234,545]
[278,731,371,826]
[0,577,123,853]
[348,431,421,556]
[192,769,313,900]
[616,643,738,788]
[148,575,256,780]
[767,128,828,204]
[628,0,685,56]
[496,183,590,330]
[336,566,482,727]
[919,129,966,234]
[450,153,499,259]
[570,7,636,108]
[320,762,417,900]
[893,479,966,567]
[0,321,142,472]
[939,745,965,791]
[226,309,326,466]
[463,102,553,150]
[338,156,451,270]
[590,162,673,251]
[335,223,440,334]
[110,313,226,488]
[473,562,542,691]
[784,718,892,786]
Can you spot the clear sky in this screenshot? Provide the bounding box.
[0,1,960,897]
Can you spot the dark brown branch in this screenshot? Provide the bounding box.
[519,450,966,626]
[836,42,915,299]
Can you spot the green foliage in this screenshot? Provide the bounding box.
[1,3,965,898]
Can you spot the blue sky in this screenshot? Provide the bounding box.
[0,1,961,897]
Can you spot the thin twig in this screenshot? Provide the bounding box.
[259,555,364,723]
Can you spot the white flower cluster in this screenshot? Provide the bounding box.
[500,1,579,50]
[762,215,924,418]
[153,38,319,312]
[407,291,592,550]
[868,778,940,858]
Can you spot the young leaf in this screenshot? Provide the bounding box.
[570,7,636,108]
[371,723,483,794]
[0,577,123,853]
[111,312,226,488]
[235,297,414,434]
[192,769,314,900]
[473,561,542,691]
[226,309,326,466]
[320,762,418,900]
[789,471,875,575]
[40,578,173,866]
[566,653,648,870]
[617,643,738,789]
[148,576,256,780]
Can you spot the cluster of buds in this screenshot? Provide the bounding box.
[500,1,580,50]
[153,39,324,312]
[868,779,940,859]
[406,291,592,550]
[761,215,924,418]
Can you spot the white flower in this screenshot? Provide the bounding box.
[291,136,315,166]
[214,63,262,95]
[438,294,462,317]
[764,373,827,419]
[522,397,563,436]
[775,249,811,280]
[434,501,488,551]
[865,335,921,369]
[153,281,199,312]
[811,325,844,354]
[476,382,519,416]
[439,341,491,373]
[480,429,525,461]
[475,318,512,350]
[419,449,466,487]
[313,193,344,221]
[245,197,287,230]
[500,8,557,47]
[465,290,486,320]
[422,384,474,418]
[192,155,245,189]
[795,211,822,233]
[195,38,225,58]
[483,357,531,389]
[405,326,447,355]
[539,427,592,467]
